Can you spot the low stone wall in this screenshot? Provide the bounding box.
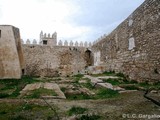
[91,0,160,82]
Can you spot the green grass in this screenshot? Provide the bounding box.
[25,88,57,98]
[102,78,122,85]
[122,85,139,90]
[72,74,84,83]
[82,82,94,90]
[95,88,119,99]
[42,77,62,83]
[0,102,53,120]
[138,81,160,90]
[67,106,88,116]
[103,71,115,75]
[80,78,94,90]
[65,88,119,100]
[91,71,116,77]
[66,93,91,100]
[0,93,10,98]
[115,72,125,78]
[0,76,40,98]
[79,114,101,120]
[73,74,84,78]
[90,72,159,89]
[60,87,67,92]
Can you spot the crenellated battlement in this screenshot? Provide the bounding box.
[22,31,92,47]
[39,31,57,46]
[92,33,108,45]
[22,38,92,48]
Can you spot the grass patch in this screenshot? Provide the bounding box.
[138,81,150,88]
[116,72,125,78]
[73,74,84,83]
[25,88,57,98]
[66,93,91,100]
[123,79,138,84]
[138,81,160,90]
[95,88,119,99]
[102,78,122,85]
[91,71,116,77]
[60,87,67,92]
[42,77,62,82]
[0,102,52,120]
[152,81,160,89]
[81,78,94,90]
[67,106,88,116]
[122,85,139,90]
[74,74,84,78]
[0,76,40,98]
[103,71,115,76]
[65,88,119,100]
[79,114,101,120]
[0,93,10,98]
[82,82,94,90]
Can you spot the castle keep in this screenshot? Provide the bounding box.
[0,0,159,82]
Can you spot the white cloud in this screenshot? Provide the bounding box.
[0,0,145,43]
[0,0,83,42]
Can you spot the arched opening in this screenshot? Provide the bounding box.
[84,49,93,67]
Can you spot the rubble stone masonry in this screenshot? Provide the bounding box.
[23,45,91,77]
[91,0,160,82]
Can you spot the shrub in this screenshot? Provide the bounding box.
[102,78,121,85]
[103,71,115,75]
[25,88,57,98]
[123,85,138,90]
[74,74,84,78]
[82,82,94,90]
[0,93,10,98]
[116,72,125,78]
[67,106,88,116]
[79,114,101,120]
[66,93,91,100]
[95,88,119,99]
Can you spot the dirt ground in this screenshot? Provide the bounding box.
[0,91,159,120]
[0,74,159,120]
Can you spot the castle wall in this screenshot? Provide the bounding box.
[23,45,90,77]
[91,0,160,82]
[0,25,24,79]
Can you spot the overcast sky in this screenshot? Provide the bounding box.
[0,0,144,43]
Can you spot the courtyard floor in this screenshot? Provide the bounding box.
[0,72,159,120]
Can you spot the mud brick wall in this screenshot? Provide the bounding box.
[91,0,160,82]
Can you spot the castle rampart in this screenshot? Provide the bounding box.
[91,0,160,82]
[22,45,93,77]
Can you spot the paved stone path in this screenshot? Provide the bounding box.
[43,83,66,99]
[97,76,121,79]
[20,82,43,96]
[84,75,124,91]
[20,82,66,99]
[22,82,42,91]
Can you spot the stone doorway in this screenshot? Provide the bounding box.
[84,49,93,67]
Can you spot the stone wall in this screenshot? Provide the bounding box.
[23,45,92,77]
[91,0,160,82]
[0,25,24,79]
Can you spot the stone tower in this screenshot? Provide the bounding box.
[39,31,57,46]
[0,25,24,79]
